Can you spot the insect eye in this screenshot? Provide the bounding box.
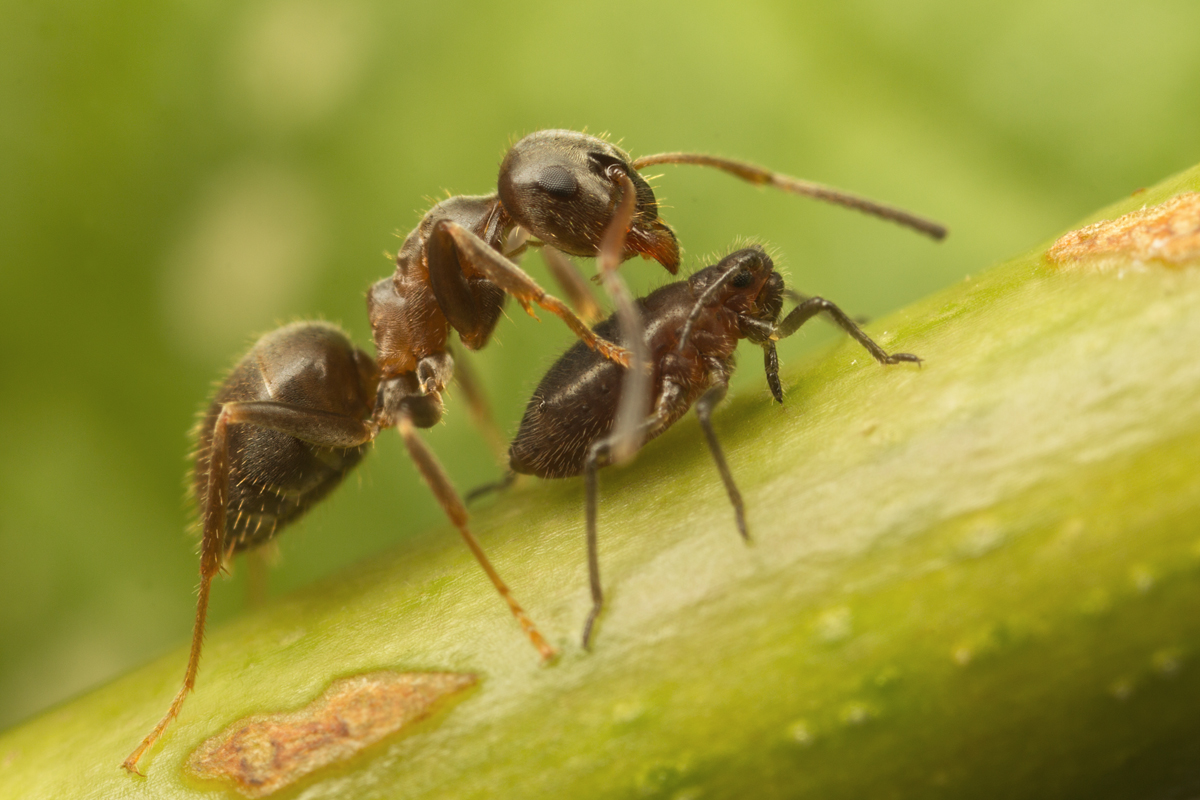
[731,270,754,288]
[536,165,579,198]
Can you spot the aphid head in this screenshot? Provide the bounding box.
[498,130,680,272]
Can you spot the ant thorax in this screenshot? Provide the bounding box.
[403,194,509,270]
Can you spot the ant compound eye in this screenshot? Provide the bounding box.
[731,270,754,289]
[536,165,579,198]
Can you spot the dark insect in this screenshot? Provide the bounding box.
[479,246,923,648]
[123,129,945,774]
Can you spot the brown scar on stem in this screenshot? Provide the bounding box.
[1047,191,1200,269]
[185,671,478,798]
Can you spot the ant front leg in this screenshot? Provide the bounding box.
[773,297,922,367]
[430,220,631,367]
[762,341,784,404]
[465,470,517,505]
[426,222,507,351]
[541,246,603,324]
[122,400,375,775]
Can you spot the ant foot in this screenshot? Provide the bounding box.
[885,352,922,366]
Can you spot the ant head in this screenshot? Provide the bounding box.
[498,130,680,272]
[688,246,784,325]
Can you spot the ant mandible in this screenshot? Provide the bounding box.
[123,130,945,774]
[480,245,924,648]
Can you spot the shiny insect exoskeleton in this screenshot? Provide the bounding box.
[124,129,946,775]
[491,246,921,647]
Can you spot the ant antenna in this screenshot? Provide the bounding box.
[676,262,744,354]
[631,152,947,241]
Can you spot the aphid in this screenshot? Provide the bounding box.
[123,130,945,773]
[486,246,922,647]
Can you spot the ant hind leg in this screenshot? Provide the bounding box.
[122,400,376,775]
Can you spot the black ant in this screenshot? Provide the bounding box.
[475,246,924,648]
[123,130,945,774]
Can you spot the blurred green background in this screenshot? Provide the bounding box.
[1,0,1197,731]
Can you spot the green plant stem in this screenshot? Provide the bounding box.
[3,167,1200,800]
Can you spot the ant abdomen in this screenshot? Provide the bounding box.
[193,322,378,554]
[508,276,725,480]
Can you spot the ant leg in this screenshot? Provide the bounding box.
[447,343,507,462]
[426,223,506,351]
[542,246,603,324]
[395,412,556,662]
[774,297,921,366]
[631,152,947,241]
[597,172,651,467]
[466,470,517,505]
[432,221,631,368]
[582,442,605,650]
[122,412,226,774]
[783,288,870,326]
[581,380,685,649]
[763,342,784,404]
[122,402,375,775]
[694,380,748,541]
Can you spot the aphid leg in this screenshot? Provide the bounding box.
[122,401,376,775]
[447,343,507,463]
[434,221,631,368]
[396,412,556,662]
[631,152,948,241]
[694,380,748,541]
[774,297,921,366]
[542,246,603,324]
[597,172,650,467]
[581,381,685,649]
[465,470,517,505]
